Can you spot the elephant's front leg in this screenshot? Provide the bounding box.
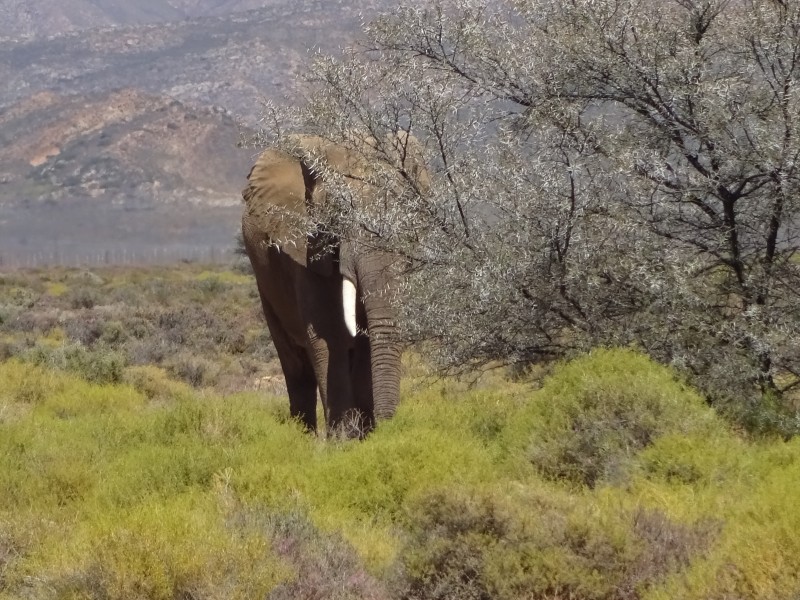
[305,329,357,434]
[350,332,376,434]
[299,275,358,435]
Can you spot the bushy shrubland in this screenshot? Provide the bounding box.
[0,266,274,391]
[398,489,718,600]
[121,364,193,401]
[24,341,126,384]
[516,349,720,487]
[51,494,284,600]
[1,350,800,599]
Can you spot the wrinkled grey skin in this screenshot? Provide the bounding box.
[241,135,426,436]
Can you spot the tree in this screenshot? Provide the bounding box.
[257,0,800,432]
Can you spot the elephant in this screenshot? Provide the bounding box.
[241,133,428,436]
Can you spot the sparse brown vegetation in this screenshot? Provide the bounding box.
[0,265,276,392]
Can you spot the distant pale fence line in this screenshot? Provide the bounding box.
[0,245,237,269]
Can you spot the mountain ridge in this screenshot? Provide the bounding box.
[0,0,401,263]
[0,0,293,40]
[0,87,252,209]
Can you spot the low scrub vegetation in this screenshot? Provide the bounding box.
[0,265,276,392]
[1,329,799,599]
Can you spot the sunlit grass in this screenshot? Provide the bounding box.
[1,345,799,598]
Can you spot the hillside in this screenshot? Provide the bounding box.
[0,0,404,264]
[0,4,375,122]
[0,0,348,39]
[0,0,412,122]
[0,88,250,207]
[0,88,253,266]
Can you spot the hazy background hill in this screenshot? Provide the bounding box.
[0,0,395,266]
[0,0,273,38]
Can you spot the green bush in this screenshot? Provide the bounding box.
[25,343,126,385]
[397,488,717,600]
[3,329,800,600]
[1,360,66,405]
[516,348,721,487]
[167,353,219,388]
[48,495,285,600]
[67,285,101,309]
[193,275,230,296]
[64,314,106,345]
[122,365,192,401]
[716,389,800,439]
[99,320,127,345]
[0,339,13,361]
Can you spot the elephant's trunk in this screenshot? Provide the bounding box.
[360,264,402,421]
[367,320,402,420]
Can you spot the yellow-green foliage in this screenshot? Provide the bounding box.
[121,365,193,401]
[1,350,800,599]
[52,494,284,600]
[514,348,722,487]
[45,281,69,297]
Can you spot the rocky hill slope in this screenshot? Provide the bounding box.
[0,88,256,265]
[0,2,385,123]
[0,0,399,264]
[0,88,251,208]
[0,0,321,39]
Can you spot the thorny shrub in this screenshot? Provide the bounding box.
[257,0,800,435]
[397,489,718,600]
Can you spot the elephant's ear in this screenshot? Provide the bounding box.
[241,149,309,268]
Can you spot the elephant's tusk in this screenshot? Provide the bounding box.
[343,278,358,337]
